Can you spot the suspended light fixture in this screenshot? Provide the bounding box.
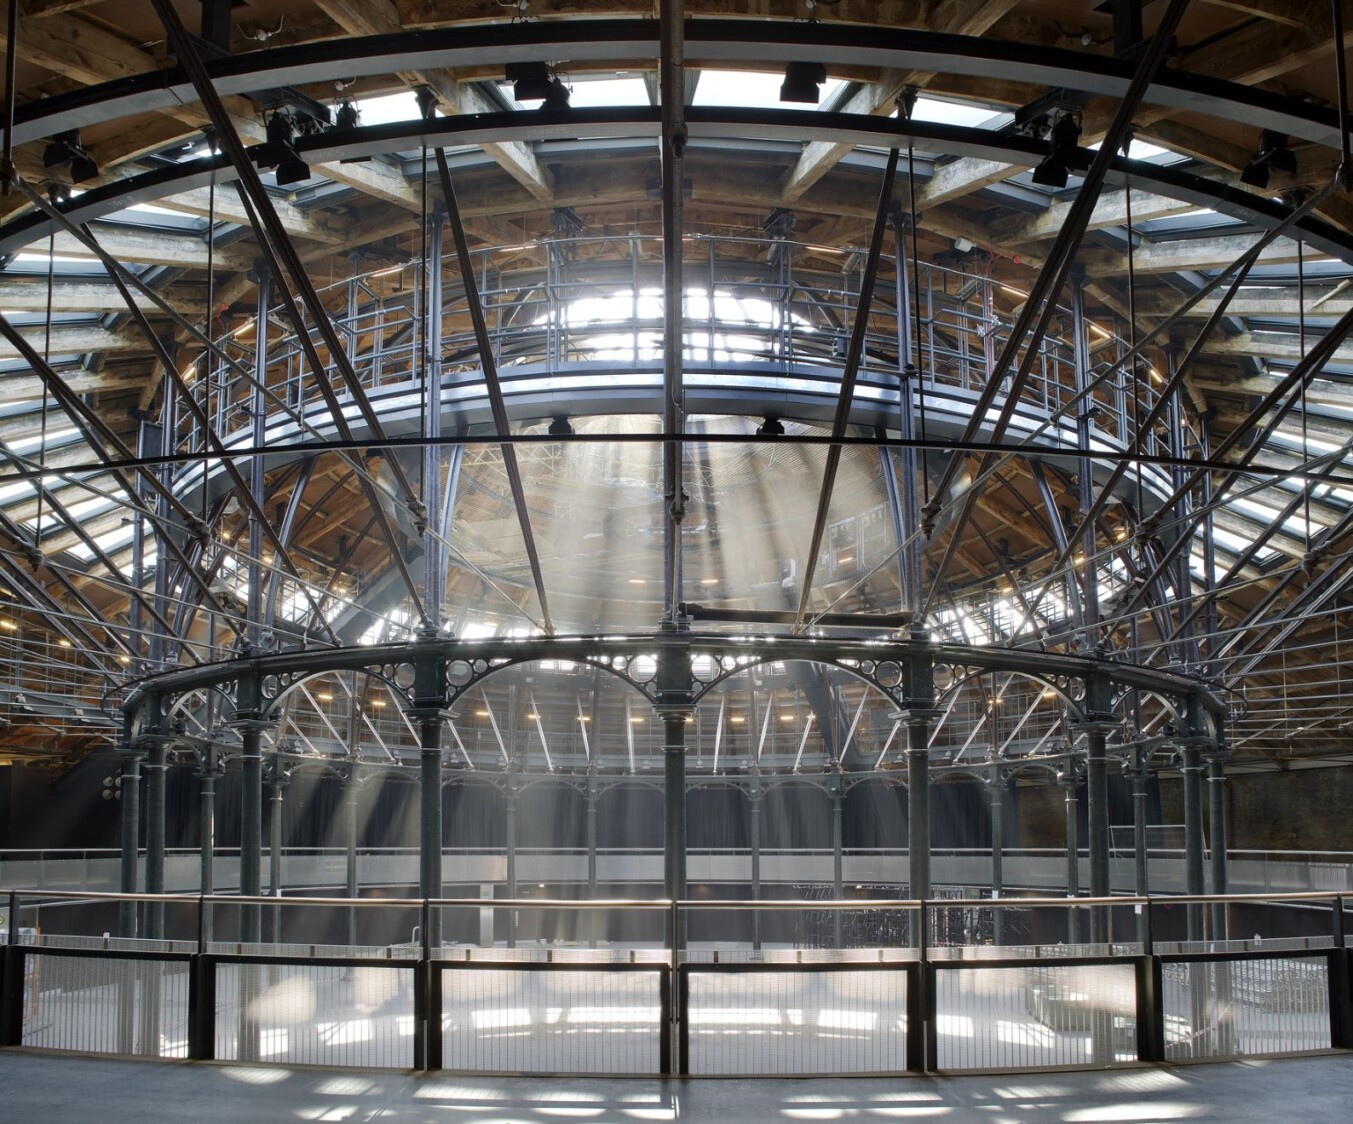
[1240,130,1296,189]
[42,130,99,183]
[756,416,786,437]
[1031,112,1081,189]
[780,61,827,104]
[506,61,555,103]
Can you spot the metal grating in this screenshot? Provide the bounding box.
[686,969,907,1075]
[1163,956,1331,1060]
[440,967,662,1074]
[935,963,1137,1070]
[21,953,190,1058]
[213,961,415,1068]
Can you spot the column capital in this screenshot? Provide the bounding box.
[896,706,942,727]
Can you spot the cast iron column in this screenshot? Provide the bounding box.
[418,714,444,948]
[748,780,762,950]
[831,773,844,949]
[585,773,599,947]
[199,759,216,943]
[1207,753,1228,936]
[118,749,143,939]
[344,767,360,946]
[1130,754,1150,947]
[989,771,1005,946]
[505,778,519,949]
[238,723,264,943]
[1180,744,1206,942]
[1064,773,1081,946]
[662,712,687,927]
[268,772,286,942]
[144,736,167,940]
[1085,727,1111,945]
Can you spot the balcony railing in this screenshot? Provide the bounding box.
[2,889,1350,1075]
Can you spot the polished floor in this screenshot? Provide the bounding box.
[3,1050,1353,1122]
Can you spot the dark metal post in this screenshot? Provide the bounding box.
[661,707,688,1074]
[422,213,445,626]
[749,781,762,951]
[268,773,285,943]
[585,775,599,948]
[1207,754,1228,936]
[118,750,143,939]
[1085,728,1111,945]
[1207,748,1235,1054]
[505,780,518,949]
[199,754,216,944]
[144,736,167,941]
[419,714,444,949]
[1180,745,1206,942]
[1131,758,1150,947]
[1064,775,1081,946]
[831,775,844,949]
[906,717,932,937]
[239,724,264,944]
[344,767,360,947]
[989,771,1005,946]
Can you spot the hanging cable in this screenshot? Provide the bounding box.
[901,89,929,513]
[1298,236,1311,565]
[203,129,218,534]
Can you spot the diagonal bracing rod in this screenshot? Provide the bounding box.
[793,146,900,629]
[920,0,1193,616]
[428,139,553,633]
[660,0,688,628]
[148,0,427,625]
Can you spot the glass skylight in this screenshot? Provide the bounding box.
[563,76,651,108]
[911,97,1010,130]
[692,69,845,109]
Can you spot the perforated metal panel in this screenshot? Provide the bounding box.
[21,953,190,1058]
[935,963,1137,1070]
[685,968,907,1075]
[213,961,414,1068]
[440,967,662,1074]
[1163,956,1331,1060]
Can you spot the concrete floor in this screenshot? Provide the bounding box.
[3,1051,1353,1122]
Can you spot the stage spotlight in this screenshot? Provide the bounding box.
[780,61,827,104]
[1030,112,1081,189]
[548,416,574,436]
[757,416,786,437]
[42,130,99,183]
[334,101,359,130]
[506,61,554,103]
[540,77,571,110]
[1240,130,1297,189]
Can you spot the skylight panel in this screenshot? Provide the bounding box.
[564,76,650,108]
[910,97,1010,129]
[692,69,844,109]
[351,91,427,126]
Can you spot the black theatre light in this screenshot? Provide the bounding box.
[1240,131,1297,189]
[757,416,786,437]
[334,101,360,131]
[506,62,554,103]
[540,77,571,110]
[548,416,574,437]
[254,113,310,185]
[780,61,827,104]
[42,130,99,184]
[1031,113,1081,189]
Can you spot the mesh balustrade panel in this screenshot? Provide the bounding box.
[22,953,190,1058]
[1163,956,1331,1060]
[935,963,1137,1070]
[213,961,415,1068]
[440,967,662,1074]
[685,969,907,1075]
